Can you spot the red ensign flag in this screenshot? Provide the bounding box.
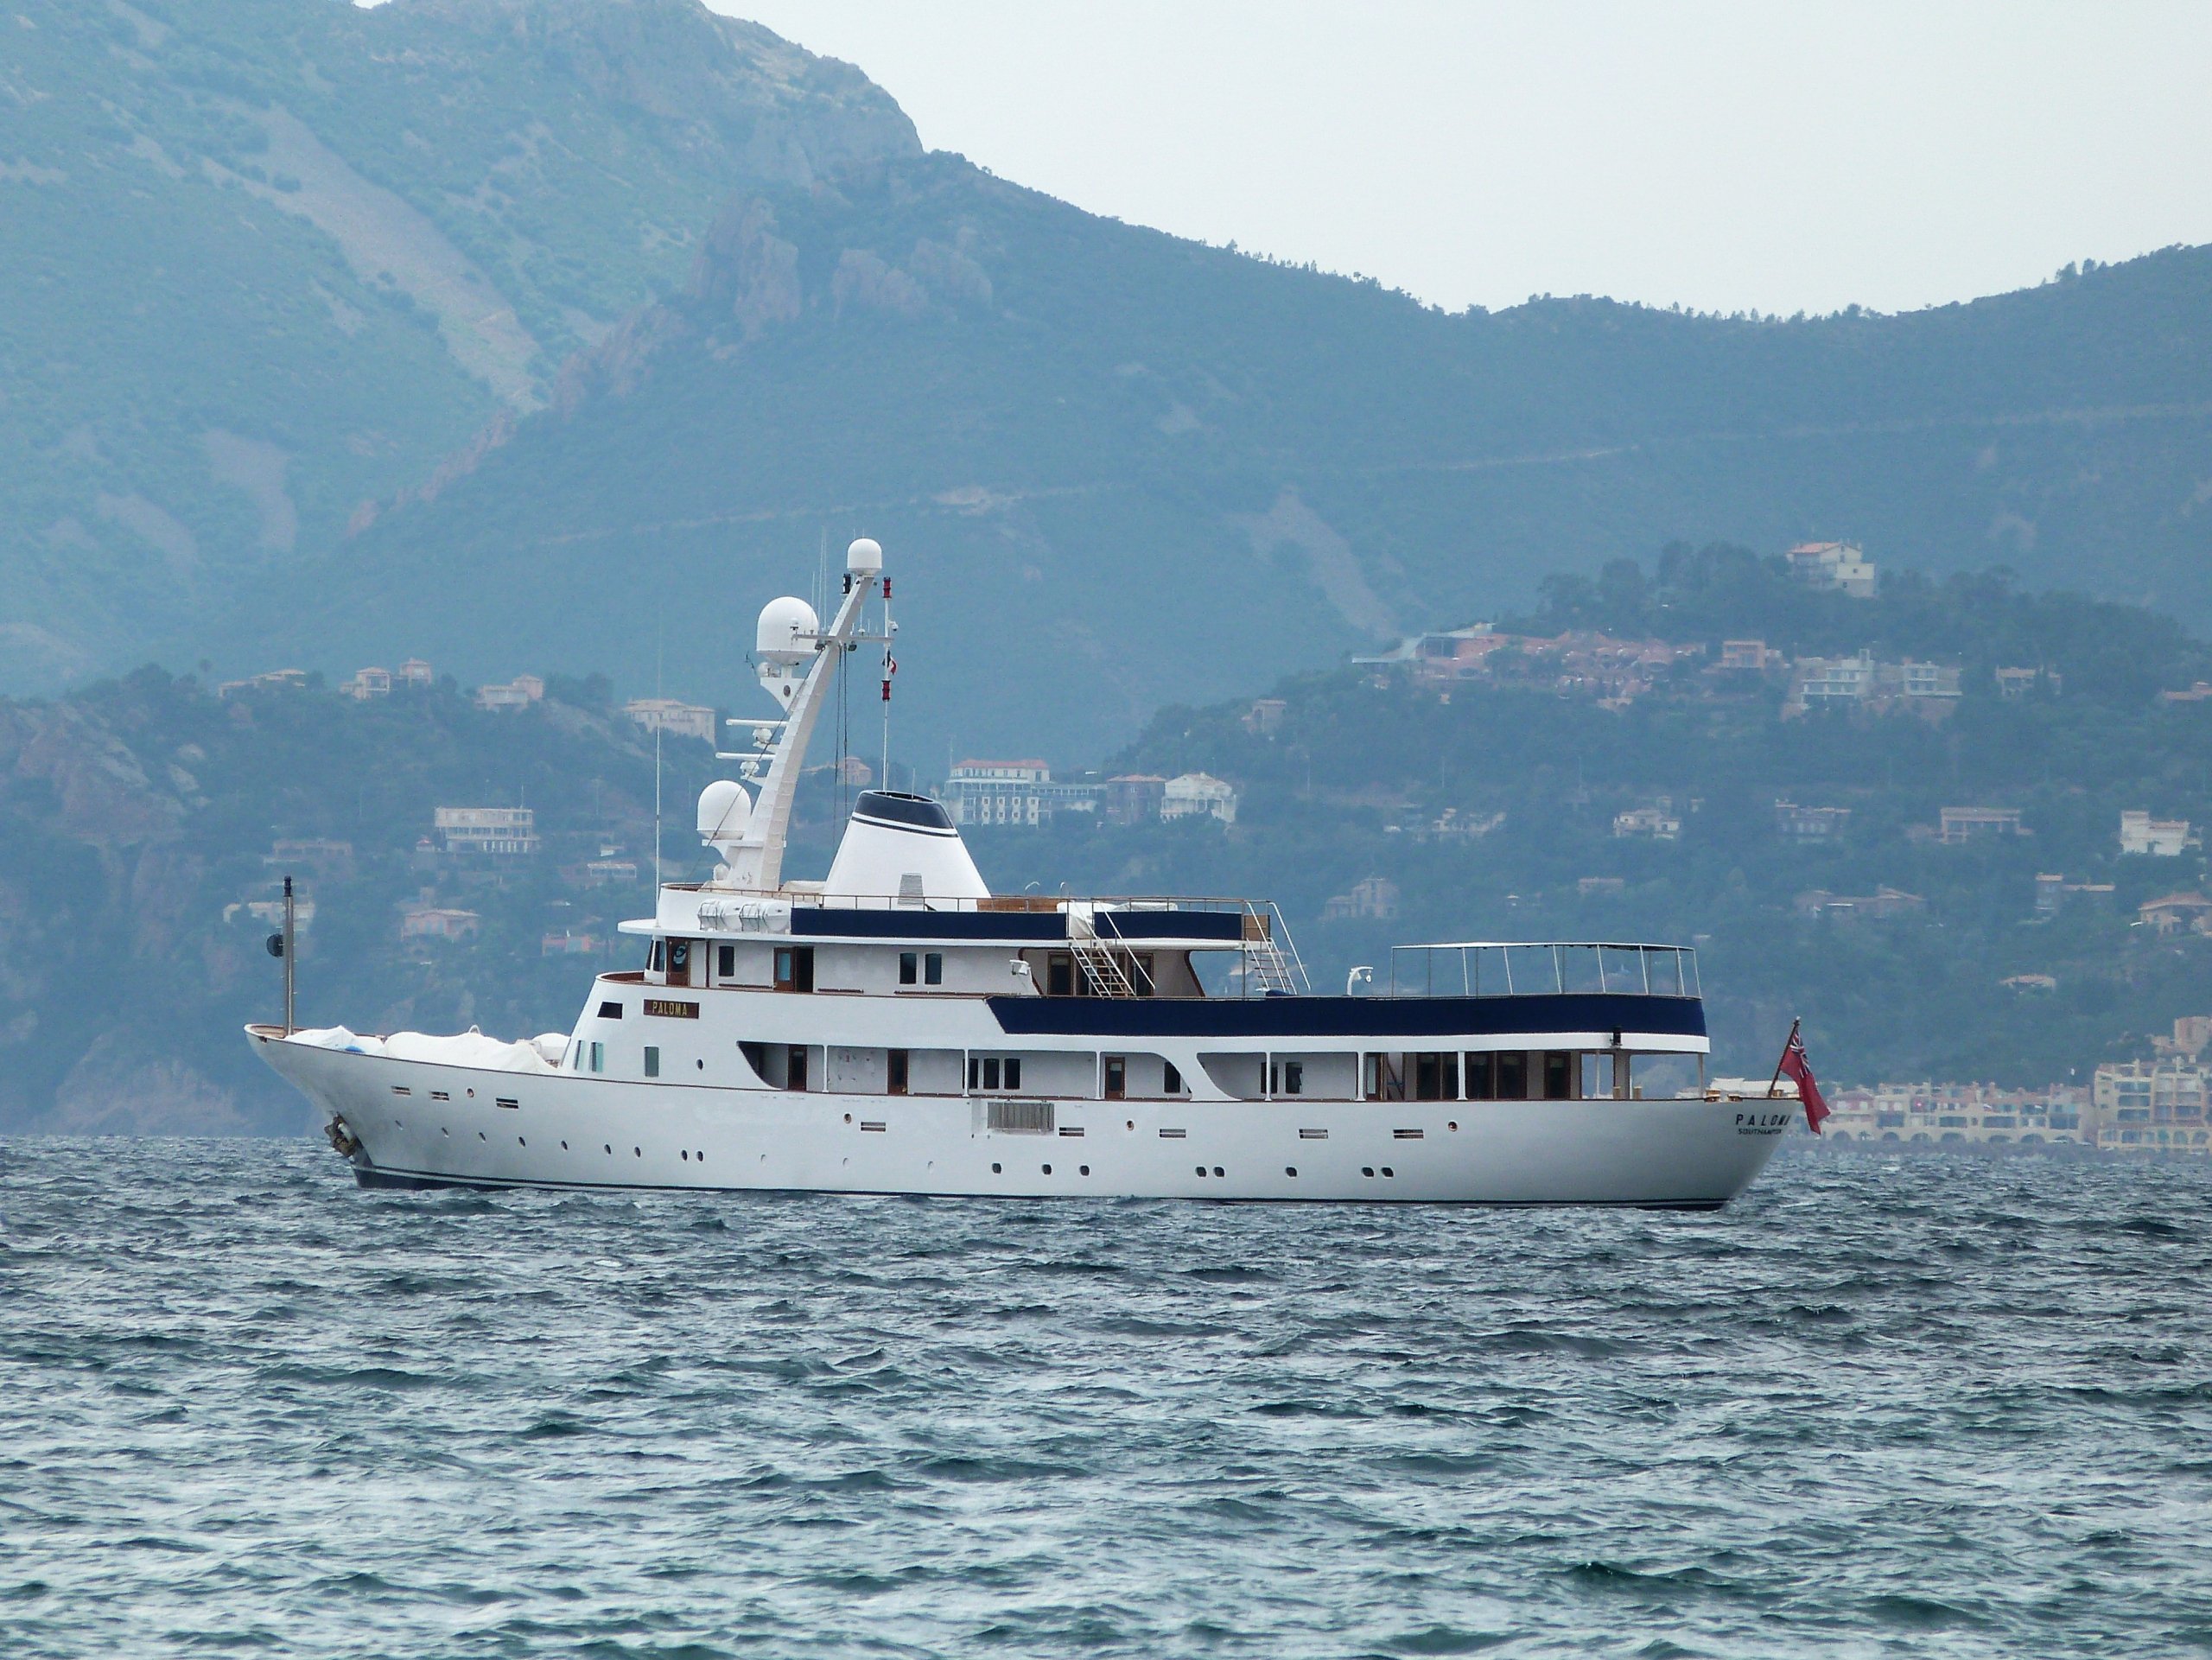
[1779,1026,1829,1135]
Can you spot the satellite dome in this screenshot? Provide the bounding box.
[755,596,819,664]
[846,537,882,574]
[696,779,752,847]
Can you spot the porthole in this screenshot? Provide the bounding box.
[518,1136,525,1147]
[1212,1166,1224,1178]
[843,1113,852,1124]
[1448,1121,1459,1132]
[681,1149,689,1161]
[561,1141,569,1150]
[633,1146,641,1157]
[1126,1120,1135,1131]
[466,1089,474,1099]
[1079,1165,1090,1175]
[1362,1167,1374,1178]
[696,1059,703,1071]
[442,1128,449,1136]
[1286,1167,1298,1177]
[1195,1166,1206,1177]
[478,1131,486,1142]
[1382,1167,1395,1178]
[991,1161,1002,1174]
[1041,1164,1052,1175]
[605,1144,613,1154]
[696,1150,703,1161]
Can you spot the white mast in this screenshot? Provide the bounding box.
[717,537,885,893]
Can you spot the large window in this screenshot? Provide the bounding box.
[968,1056,1022,1091]
[1543,1051,1574,1100]
[1497,1052,1529,1100]
[899,951,918,986]
[925,952,944,986]
[1413,1053,1459,1102]
[773,945,816,993]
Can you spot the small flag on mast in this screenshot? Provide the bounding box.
[1772,1019,1829,1135]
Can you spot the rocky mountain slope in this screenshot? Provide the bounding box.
[0,0,913,687]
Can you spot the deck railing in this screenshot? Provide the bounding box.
[1385,942,1700,999]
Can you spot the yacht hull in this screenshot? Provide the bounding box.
[254,1029,1789,1208]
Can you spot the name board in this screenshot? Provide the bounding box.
[644,999,699,1020]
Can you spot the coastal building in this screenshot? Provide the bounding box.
[217,668,308,699]
[433,806,539,856]
[2120,811,2196,856]
[622,698,718,743]
[1995,666,2063,698]
[1718,639,1780,672]
[2152,1016,2212,1059]
[1823,1081,2087,1145]
[264,838,354,880]
[942,760,1054,827]
[1243,698,1287,736]
[2158,682,2212,704]
[397,658,434,688]
[1785,541,1878,598]
[1161,772,1238,824]
[2091,1059,2211,1154]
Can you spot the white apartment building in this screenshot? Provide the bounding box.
[1786,541,1878,598]
[1162,772,1239,825]
[2092,1059,2212,1153]
[622,698,717,743]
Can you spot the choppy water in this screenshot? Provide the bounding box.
[3,1140,2210,1657]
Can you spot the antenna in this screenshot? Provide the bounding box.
[652,633,664,888]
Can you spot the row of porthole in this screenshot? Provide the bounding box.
[421,1123,707,1163]
[989,1162,1095,1177]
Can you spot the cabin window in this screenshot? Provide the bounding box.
[1005,1058,1021,1090]
[598,1001,623,1020]
[1497,1051,1529,1100]
[1134,953,1156,997]
[644,1046,660,1078]
[773,945,816,993]
[787,1046,810,1091]
[1047,953,1074,997]
[1363,1053,1406,1102]
[589,1041,604,1074]
[1543,1051,1574,1100]
[1103,1056,1127,1099]
[925,952,944,986]
[1464,1053,1496,1099]
[1283,1060,1305,1096]
[666,939,693,988]
[1414,1053,1458,1102]
[887,1049,910,1095]
[899,951,918,985]
[716,944,735,980]
[650,939,665,973]
[1164,1061,1184,1094]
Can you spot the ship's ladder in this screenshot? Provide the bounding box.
[1067,905,1140,997]
[1241,901,1311,996]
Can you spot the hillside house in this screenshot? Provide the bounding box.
[1162,773,1238,824]
[1793,886,1924,921]
[2120,811,2196,856]
[2034,874,2114,914]
[1937,806,2027,843]
[341,667,391,700]
[1785,540,1878,598]
[1103,775,1166,825]
[2139,893,2212,936]
[1775,799,1851,838]
[474,674,545,712]
[397,658,434,687]
[943,760,1054,827]
[1717,639,1781,671]
[1612,802,1681,840]
[1322,876,1401,921]
[622,698,717,743]
[401,906,480,942]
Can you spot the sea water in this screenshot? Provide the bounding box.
[3,1138,2208,1657]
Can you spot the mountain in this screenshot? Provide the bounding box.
[0,0,914,686]
[8,0,2212,763]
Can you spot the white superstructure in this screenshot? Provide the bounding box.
[251,539,1793,1206]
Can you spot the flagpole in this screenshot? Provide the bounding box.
[1767,1017,1801,1098]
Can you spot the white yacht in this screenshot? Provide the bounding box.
[251,538,1794,1206]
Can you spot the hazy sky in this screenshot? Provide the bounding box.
[717,1,2212,318]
